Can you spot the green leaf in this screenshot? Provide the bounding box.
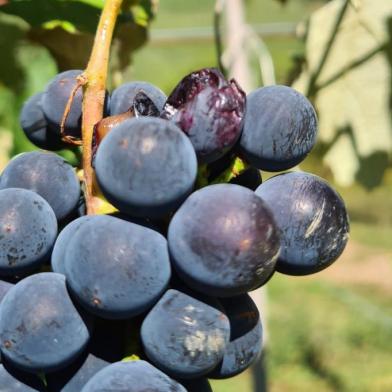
[293,0,392,188]
[0,0,102,32]
[28,26,94,71]
[0,0,158,73]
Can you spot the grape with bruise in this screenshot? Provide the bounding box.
[162,68,246,164]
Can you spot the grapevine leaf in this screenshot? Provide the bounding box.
[0,0,158,71]
[0,0,102,32]
[294,0,392,188]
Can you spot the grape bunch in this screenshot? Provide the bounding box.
[0,67,349,391]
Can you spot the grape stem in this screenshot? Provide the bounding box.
[81,0,124,215]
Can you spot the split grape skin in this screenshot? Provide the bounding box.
[0,188,57,276]
[95,117,198,218]
[255,172,350,275]
[109,81,167,115]
[141,289,230,379]
[209,294,263,379]
[162,68,246,164]
[240,85,318,171]
[19,92,65,151]
[0,363,45,391]
[0,273,90,373]
[168,184,281,297]
[63,215,171,319]
[0,151,81,221]
[81,360,187,392]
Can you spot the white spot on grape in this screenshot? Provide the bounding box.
[141,137,156,154]
[183,329,225,358]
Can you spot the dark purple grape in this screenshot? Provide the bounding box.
[95,117,197,218]
[0,188,57,276]
[42,70,84,138]
[168,184,280,297]
[81,360,186,392]
[162,68,246,164]
[0,273,90,373]
[64,215,171,319]
[19,92,65,151]
[255,172,349,275]
[141,289,230,379]
[240,85,317,171]
[0,151,81,221]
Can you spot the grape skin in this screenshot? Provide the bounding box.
[168,184,281,297]
[109,81,167,115]
[209,294,262,379]
[81,360,186,392]
[0,188,57,276]
[0,151,80,221]
[0,273,90,373]
[141,289,230,379]
[255,172,350,275]
[19,92,65,151]
[42,70,84,137]
[95,117,197,218]
[240,85,318,171]
[64,215,171,319]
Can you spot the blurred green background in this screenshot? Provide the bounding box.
[0,0,391,391]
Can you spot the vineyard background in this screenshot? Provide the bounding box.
[0,0,391,391]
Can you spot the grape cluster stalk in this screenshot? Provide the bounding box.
[0,2,349,391]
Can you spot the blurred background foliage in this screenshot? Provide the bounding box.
[0,0,391,391]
